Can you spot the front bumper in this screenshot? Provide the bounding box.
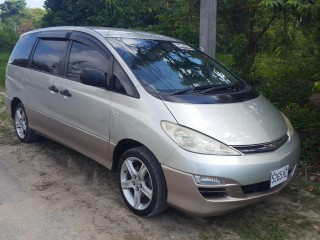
[162,132,300,216]
[162,163,296,217]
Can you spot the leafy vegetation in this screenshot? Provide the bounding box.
[0,0,319,168]
[0,52,10,86]
[0,0,45,51]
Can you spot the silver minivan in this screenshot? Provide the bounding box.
[5,27,300,217]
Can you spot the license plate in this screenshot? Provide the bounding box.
[270,165,289,188]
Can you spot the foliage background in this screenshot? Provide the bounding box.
[0,0,319,169]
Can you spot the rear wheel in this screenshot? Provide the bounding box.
[118,146,168,217]
[14,103,38,143]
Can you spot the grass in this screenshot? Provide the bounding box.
[0,78,10,122]
[284,175,320,198]
[199,178,320,240]
[0,52,10,87]
[0,52,18,145]
[0,58,19,146]
[0,94,19,145]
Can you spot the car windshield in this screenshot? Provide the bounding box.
[108,37,240,94]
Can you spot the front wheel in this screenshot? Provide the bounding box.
[118,146,168,217]
[14,103,38,143]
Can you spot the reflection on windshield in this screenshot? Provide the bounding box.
[108,38,239,94]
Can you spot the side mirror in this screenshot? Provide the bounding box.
[80,68,107,88]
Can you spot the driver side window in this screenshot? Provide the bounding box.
[67,41,109,82]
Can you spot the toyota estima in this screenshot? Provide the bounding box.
[5,27,300,217]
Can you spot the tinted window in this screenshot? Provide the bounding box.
[9,33,38,67]
[112,60,139,98]
[108,38,240,94]
[31,39,68,75]
[67,41,109,82]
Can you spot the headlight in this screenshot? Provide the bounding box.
[281,113,295,137]
[161,121,240,155]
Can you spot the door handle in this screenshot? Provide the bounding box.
[48,85,59,93]
[60,89,72,97]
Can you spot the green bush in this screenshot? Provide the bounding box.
[283,104,320,166]
[0,27,19,52]
[0,52,10,87]
[246,51,320,167]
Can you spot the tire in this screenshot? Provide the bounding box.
[118,146,168,217]
[14,103,38,143]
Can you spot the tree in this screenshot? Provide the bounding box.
[0,0,26,19]
[24,8,46,28]
[0,0,27,30]
[0,0,26,50]
[0,0,46,50]
[19,8,46,33]
[147,0,200,46]
[43,0,159,28]
[216,1,288,81]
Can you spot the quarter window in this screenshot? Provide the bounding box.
[9,33,38,67]
[112,60,139,98]
[31,39,68,75]
[67,41,109,82]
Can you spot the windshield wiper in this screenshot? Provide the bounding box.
[170,84,220,96]
[170,82,241,96]
[170,87,194,96]
[199,82,240,94]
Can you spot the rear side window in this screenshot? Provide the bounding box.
[9,33,38,67]
[67,41,109,82]
[31,39,68,75]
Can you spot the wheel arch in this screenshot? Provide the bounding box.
[111,139,145,173]
[11,97,22,119]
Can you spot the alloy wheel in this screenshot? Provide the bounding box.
[15,107,27,139]
[120,157,153,210]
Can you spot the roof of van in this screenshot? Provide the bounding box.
[22,26,181,42]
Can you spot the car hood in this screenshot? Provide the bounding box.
[163,95,288,145]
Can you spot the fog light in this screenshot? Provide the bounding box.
[193,175,225,185]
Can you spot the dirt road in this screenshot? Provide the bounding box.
[0,140,210,240]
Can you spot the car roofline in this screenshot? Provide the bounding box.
[20,26,182,42]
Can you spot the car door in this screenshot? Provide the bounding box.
[54,32,112,167]
[108,57,141,147]
[26,33,70,135]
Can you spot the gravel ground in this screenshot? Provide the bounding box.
[0,141,209,240]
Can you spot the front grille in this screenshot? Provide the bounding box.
[198,188,227,198]
[233,134,289,154]
[241,181,275,194]
[242,168,292,194]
